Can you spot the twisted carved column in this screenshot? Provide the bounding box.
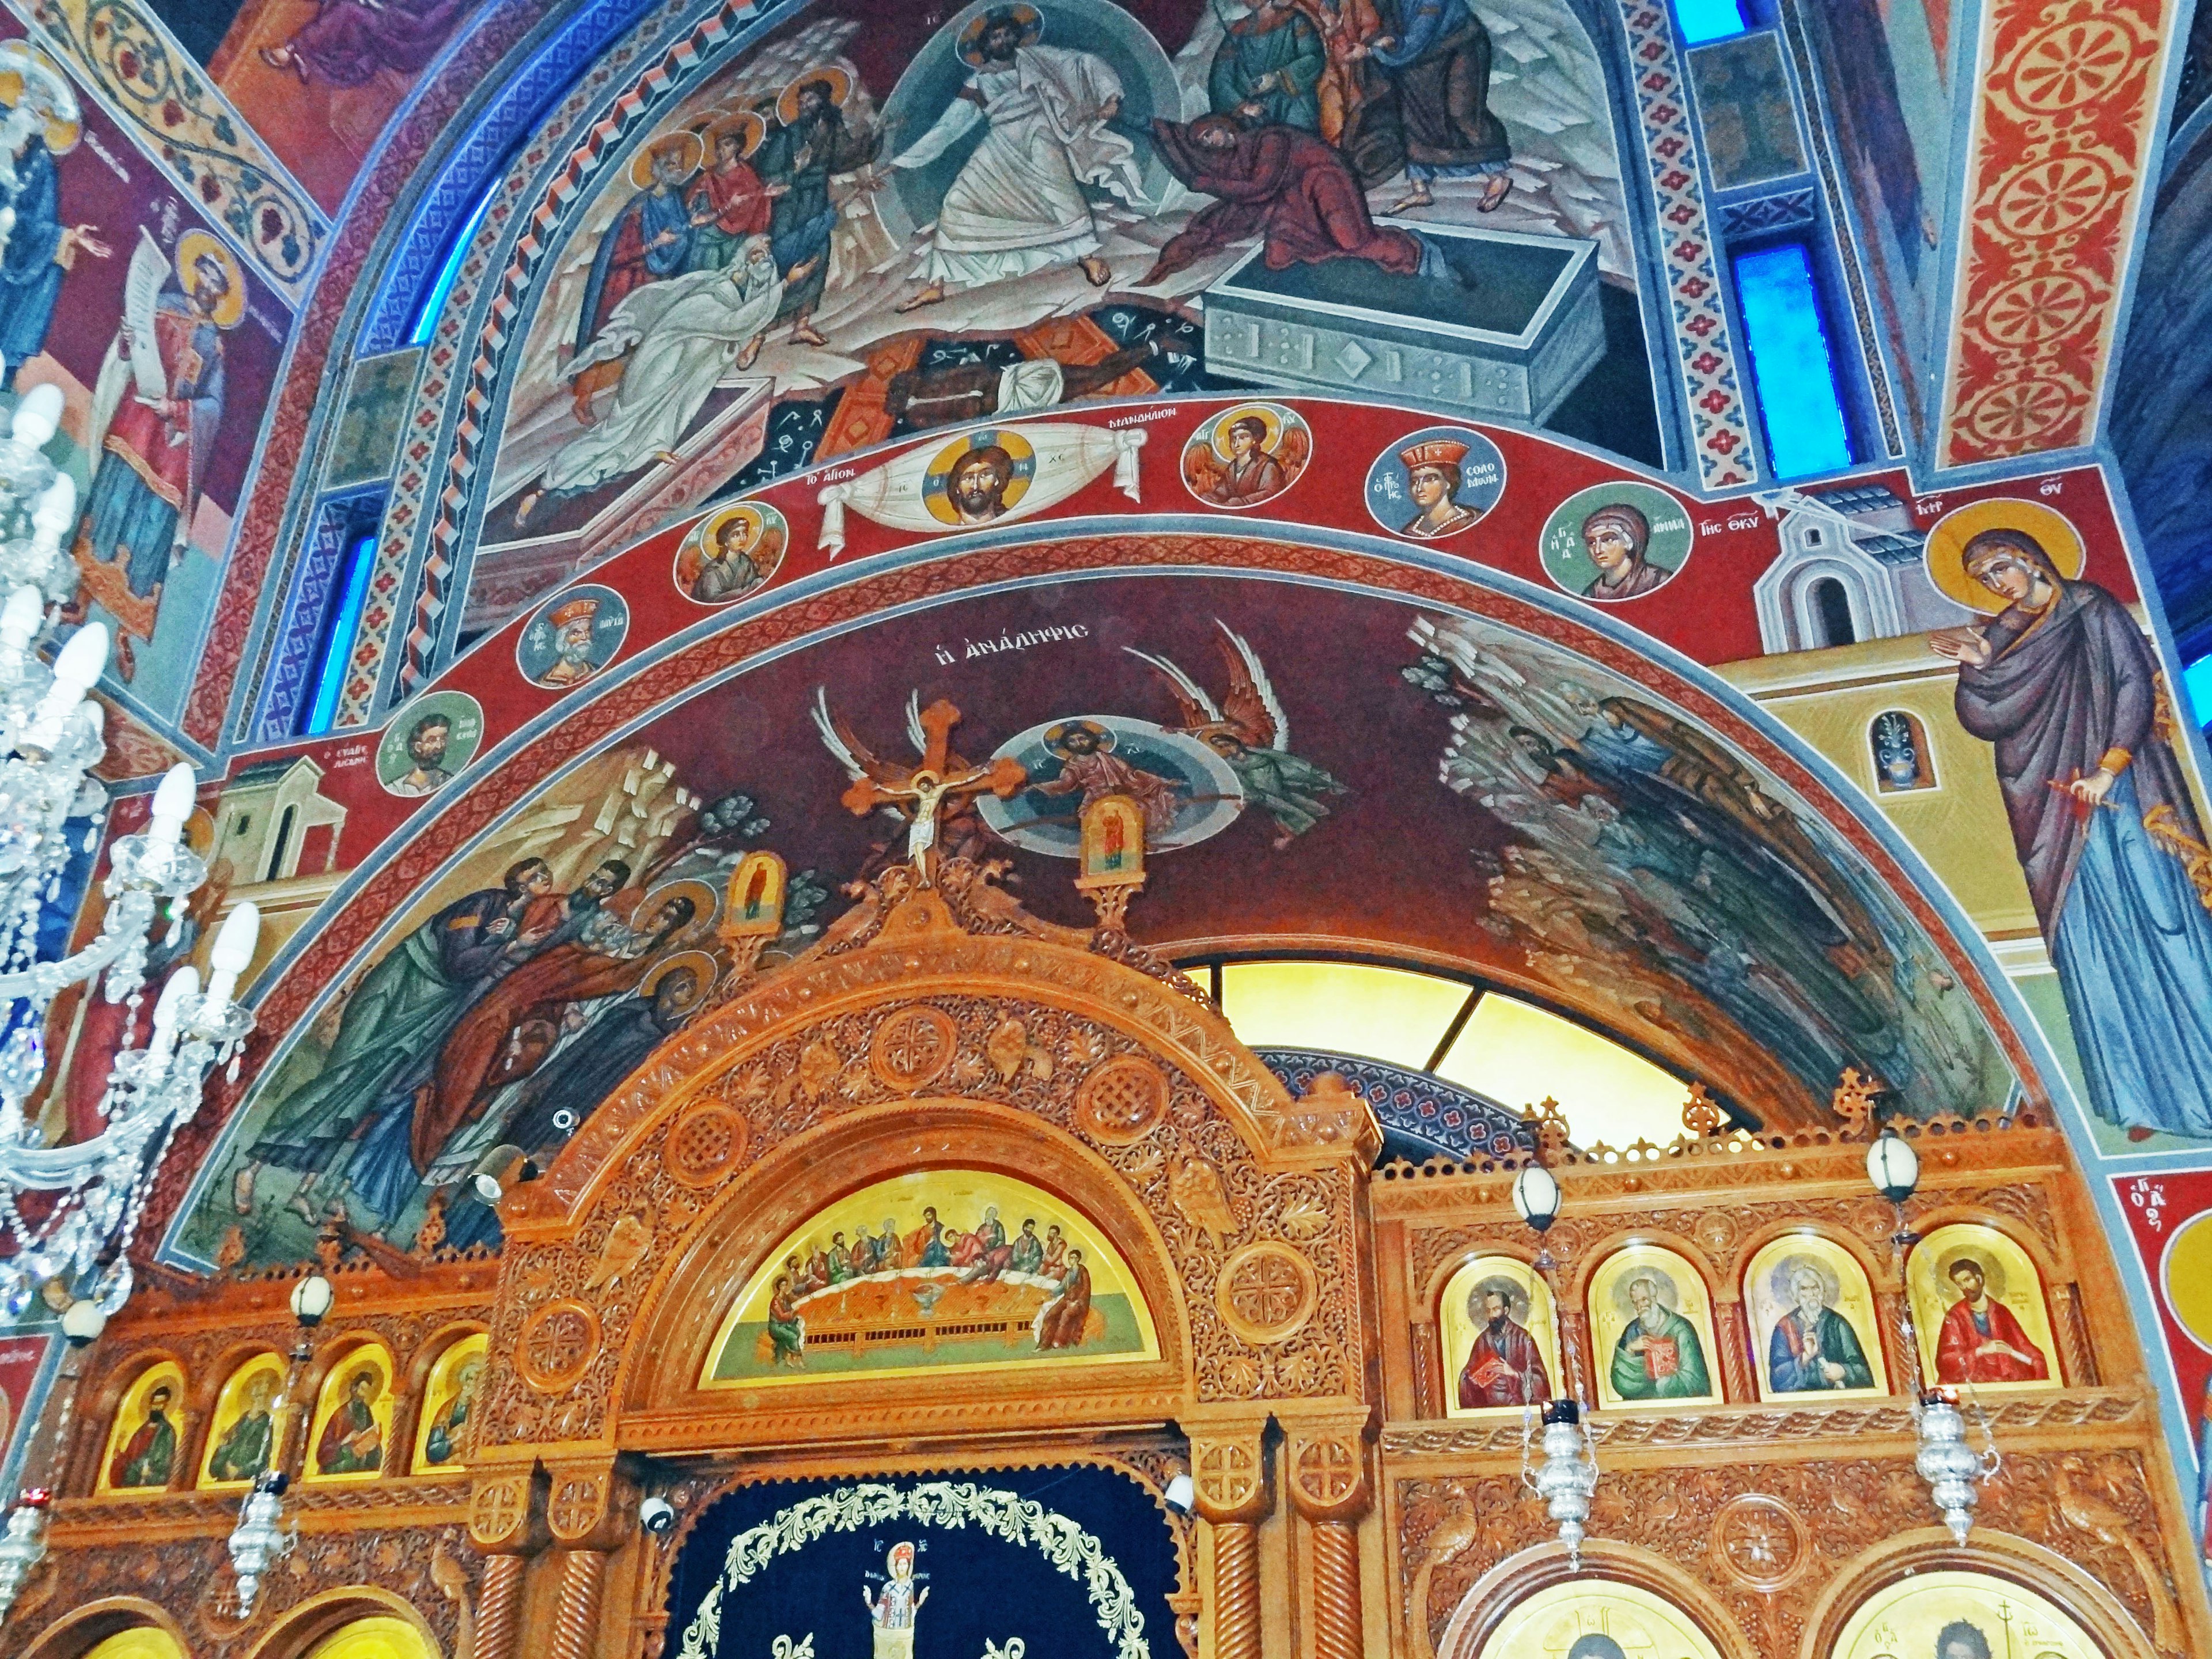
[1714,1301,1756,1403]
[1211,1513,1263,1659]
[550,1549,611,1659]
[1188,1418,1272,1659]
[474,1554,528,1659]
[1307,1521,1362,1659]
[469,1465,552,1659]
[1410,1320,1441,1418]
[1283,1410,1374,1659]
[1874,1291,1920,1394]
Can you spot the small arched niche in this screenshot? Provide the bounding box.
[1588,1244,1722,1408]
[1473,1578,1729,1659]
[94,1360,185,1495]
[1437,1255,1560,1418]
[298,1616,438,1659]
[302,1343,396,1484]
[1870,709,1939,793]
[198,1351,288,1490]
[1742,1232,1887,1401]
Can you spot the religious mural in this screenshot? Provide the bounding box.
[1742,1233,1885,1401]
[703,1170,1157,1385]
[1831,1570,2104,1659]
[303,1342,394,1483]
[412,1331,484,1472]
[197,1350,287,1488]
[1589,1244,1720,1408]
[1470,1578,1728,1659]
[96,1358,185,1494]
[1906,1222,2059,1393]
[463,0,1640,634]
[1438,1253,1558,1416]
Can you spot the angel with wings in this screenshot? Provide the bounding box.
[810,688,999,871]
[1127,620,1348,849]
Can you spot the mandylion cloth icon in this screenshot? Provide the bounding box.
[816,422,1146,557]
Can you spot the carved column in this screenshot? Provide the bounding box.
[469,1465,552,1659]
[1713,1300,1756,1403]
[545,1457,636,1659]
[1282,1408,1374,1659]
[551,1551,610,1659]
[1874,1292,1919,1394]
[2051,1282,2097,1385]
[1186,1417,1272,1659]
[1410,1319,1441,1418]
[1556,1309,1599,1407]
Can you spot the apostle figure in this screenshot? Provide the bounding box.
[1935,1622,1992,1659]
[109,1384,177,1489]
[1458,1285,1552,1408]
[70,234,240,680]
[0,53,105,387]
[1933,1256,2050,1385]
[501,964,702,1161]
[259,0,473,88]
[1142,116,1427,286]
[1210,0,1327,131]
[1608,1275,1711,1400]
[232,857,558,1222]
[865,1541,929,1659]
[517,238,783,522]
[567,135,699,418]
[1398,437,1482,539]
[1347,0,1513,213]
[1580,503,1671,600]
[1031,721,1182,838]
[1035,1247,1093,1349]
[887,7,1139,311]
[1930,525,2212,1140]
[316,1368,384,1476]
[684,513,770,604]
[1766,1264,1875,1391]
[388,712,455,796]
[423,1355,481,1465]
[686,116,779,272]
[756,75,872,347]
[206,1372,279,1484]
[1009,1218,1045,1275]
[766,1275,806,1366]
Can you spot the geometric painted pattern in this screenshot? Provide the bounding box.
[1614,0,1761,490]
[1937,0,2172,467]
[1255,1049,1537,1166]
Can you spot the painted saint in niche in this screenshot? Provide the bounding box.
[206,1371,279,1484]
[423,1355,482,1466]
[1459,1281,1551,1408]
[1927,501,2212,1141]
[1932,1254,2049,1386]
[316,1366,385,1476]
[1034,1247,1093,1350]
[1607,1273,1711,1402]
[1765,1259,1876,1392]
[864,1541,929,1659]
[108,1381,178,1489]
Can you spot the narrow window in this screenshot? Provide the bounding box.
[1810,577,1855,647]
[302,529,378,736]
[267,805,298,882]
[1675,0,1748,44]
[410,179,502,347]
[1733,242,1853,478]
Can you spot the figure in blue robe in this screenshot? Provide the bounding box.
[0,137,67,386]
[1210,0,1327,132]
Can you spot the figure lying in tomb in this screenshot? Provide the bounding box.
[1142,115,1450,286]
[882,336,1165,431]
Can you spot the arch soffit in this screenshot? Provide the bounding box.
[1907,1200,2074,1286]
[1800,1528,2162,1659]
[19,1597,191,1659]
[1435,1540,1758,1659]
[238,1586,442,1659]
[1420,1243,1545,1318]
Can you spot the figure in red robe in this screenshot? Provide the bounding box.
[1035,1249,1093,1349]
[1457,1287,1552,1408]
[1933,1257,2050,1385]
[1142,115,1425,287]
[686,122,780,273]
[259,0,475,87]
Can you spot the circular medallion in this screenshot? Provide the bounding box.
[1215,1241,1319,1344]
[517,1298,602,1393]
[377,691,484,798]
[869,1005,959,1092]
[517,583,630,691]
[1365,425,1507,541]
[1075,1055,1169,1143]
[666,1101,751,1188]
[976,715,1244,857]
[1709,1493,1808,1590]
[1182,402,1310,512]
[1538,480,1695,603]
[469,1476,529,1547]
[2161,1210,2212,1353]
[676,502,788,606]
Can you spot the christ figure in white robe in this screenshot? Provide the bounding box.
[516,235,782,524]
[887,9,1143,312]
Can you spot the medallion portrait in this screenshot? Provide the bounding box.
[1908,1223,2059,1393]
[304,1343,395,1483]
[1439,1255,1560,1418]
[1832,1568,2103,1659]
[677,503,787,606]
[1743,1233,1885,1400]
[97,1360,187,1494]
[1364,426,1506,541]
[922,428,1037,527]
[517,584,630,690]
[376,691,484,798]
[198,1351,288,1488]
[1538,480,1695,601]
[1182,402,1310,512]
[1588,1244,1721,1408]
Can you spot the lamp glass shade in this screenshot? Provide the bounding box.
[1512,1162,1561,1231]
[289,1271,334,1327]
[58,1299,105,1346]
[1866,1131,1919,1203]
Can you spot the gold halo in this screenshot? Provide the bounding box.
[1767,1252,1841,1307]
[642,948,718,1010]
[1044,718,1115,756]
[627,129,705,190]
[174,231,247,329]
[0,49,81,156]
[958,5,1042,65]
[1209,403,1285,462]
[778,66,853,126]
[705,109,767,160]
[1933,1246,2008,1305]
[1608,1264,1681,1320]
[696,503,765,547]
[642,876,721,942]
[1923,497,2086,615]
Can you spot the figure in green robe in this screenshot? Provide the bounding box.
[1210,0,1327,131]
[1608,1277,1711,1400]
[1766,1266,1876,1392]
[1207,732,1349,848]
[424,1357,482,1465]
[767,1275,806,1367]
[206,1374,278,1482]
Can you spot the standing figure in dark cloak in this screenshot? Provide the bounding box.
[755,75,871,349]
[1211,0,1328,131]
[1034,1248,1093,1348]
[1143,116,1425,286]
[1348,0,1512,213]
[108,1385,177,1489]
[260,0,475,86]
[569,137,698,419]
[0,66,106,388]
[1931,527,2212,1139]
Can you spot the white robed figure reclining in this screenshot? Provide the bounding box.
[515,234,783,525]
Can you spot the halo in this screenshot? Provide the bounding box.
[0,48,81,156]
[175,231,247,329]
[705,109,768,160]
[1044,718,1115,756]
[1933,1247,2008,1305]
[628,128,706,190]
[1608,1264,1681,1320]
[778,66,853,126]
[697,503,765,547]
[642,948,718,1011]
[642,876,721,943]
[1209,403,1285,461]
[1923,497,2086,615]
[958,5,1043,65]
[1767,1253,1840,1309]
[1468,1274,1532,1324]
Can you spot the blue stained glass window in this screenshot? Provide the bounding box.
[409,181,501,346]
[303,531,377,736]
[1733,242,1853,479]
[2184,654,2212,730]
[1675,0,1748,43]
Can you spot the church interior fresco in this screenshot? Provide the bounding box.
[5,0,2212,1656]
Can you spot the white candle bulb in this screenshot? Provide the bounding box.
[0,585,39,660]
[10,384,61,448]
[204,901,259,1006]
[147,764,194,848]
[50,623,105,694]
[33,472,73,527]
[145,965,198,1065]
